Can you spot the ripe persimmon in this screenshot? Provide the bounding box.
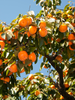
[0,40,5,50]
[20,68,25,73]
[29,52,36,62]
[47,13,53,18]
[56,38,61,42]
[39,28,47,37]
[28,63,32,67]
[69,45,75,51]
[13,31,18,39]
[4,77,10,83]
[68,92,73,95]
[35,90,40,96]
[8,64,18,73]
[19,18,27,27]
[3,95,8,99]
[60,95,64,99]
[59,23,67,33]
[68,41,73,45]
[26,17,32,26]
[68,34,75,40]
[55,55,63,63]
[43,65,48,69]
[0,32,6,40]
[0,59,2,66]
[24,31,31,37]
[64,82,69,88]
[39,21,46,28]
[29,26,37,35]
[18,51,28,61]
[28,74,34,80]
[50,85,55,89]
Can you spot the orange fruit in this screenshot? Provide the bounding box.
[8,64,18,73]
[63,70,68,77]
[28,63,32,67]
[59,23,67,33]
[43,65,48,69]
[50,85,55,89]
[20,68,25,73]
[39,21,46,28]
[39,28,47,37]
[3,95,8,99]
[60,95,64,99]
[0,40,5,50]
[68,41,73,45]
[64,82,69,88]
[47,13,53,18]
[0,32,6,40]
[18,51,28,61]
[68,34,75,40]
[68,92,73,95]
[55,55,63,63]
[68,15,73,19]
[19,18,27,27]
[24,31,31,37]
[29,52,36,62]
[35,90,40,96]
[26,17,32,26]
[69,45,75,51]
[13,31,18,39]
[28,74,34,80]
[56,38,61,42]
[29,26,37,35]
[4,77,10,83]
[0,59,2,66]
[19,85,25,91]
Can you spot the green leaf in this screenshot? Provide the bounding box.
[39,62,44,71]
[39,39,44,47]
[36,10,43,18]
[64,4,70,11]
[35,72,43,76]
[25,59,32,66]
[6,69,9,76]
[36,0,40,4]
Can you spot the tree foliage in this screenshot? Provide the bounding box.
[0,0,75,100]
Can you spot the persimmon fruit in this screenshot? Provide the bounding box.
[39,28,47,37]
[35,90,40,96]
[18,51,28,61]
[59,23,67,33]
[29,26,37,35]
[0,59,2,66]
[8,64,18,73]
[0,40,5,50]
[29,52,36,62]
[19,18,27,27]
[39,21,46,28]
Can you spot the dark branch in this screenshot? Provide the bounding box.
[45,54,75,100]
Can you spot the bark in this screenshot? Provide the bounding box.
[45,54,75,100]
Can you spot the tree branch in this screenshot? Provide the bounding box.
[45,54,75,100]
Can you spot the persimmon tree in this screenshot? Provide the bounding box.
[0,0,75,100]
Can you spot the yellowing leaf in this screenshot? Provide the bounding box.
[0,24,2,31]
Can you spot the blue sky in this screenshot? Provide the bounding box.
[0,0,75,80]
